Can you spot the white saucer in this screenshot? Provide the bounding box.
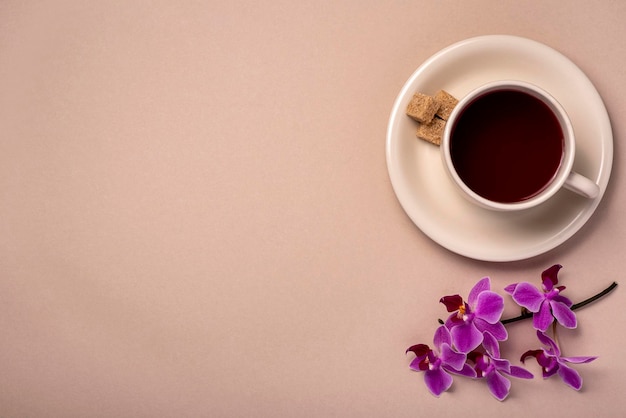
[386,35,613,262]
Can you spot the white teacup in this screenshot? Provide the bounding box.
[441,80,599,211]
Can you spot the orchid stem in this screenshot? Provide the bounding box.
[552,321,560,348]
[501,281,618,325]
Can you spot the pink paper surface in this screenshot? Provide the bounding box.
[1,1,624,416]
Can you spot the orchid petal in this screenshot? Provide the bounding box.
[474,291,504,324]
[507,365,534,379]
[511,282,545,312]
[486,371,511,401]
[440,343,467,371]
[444,313,463,330]
[424,368,453,397]
[520,349,543,364]
[474,319,508,341]
[409,356,427,371]
[492,357,511,374]
[433,325,452,349]
[532,301,553,332]
[445,362,477,378]
[550,301,577,329]
[560,355,597,364]
[407,344,430,371]
[468,277,491,307]
[535,331,558,354]
[503,283,518,295]
[557,362,583,390]
[440,295,463,312]
[482,332,500,358]
[406,344,430,357]
[450,322,483,353]
[552,293,573,307]
[541,264,562,291]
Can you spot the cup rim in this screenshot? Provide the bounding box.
[441,80,575,211]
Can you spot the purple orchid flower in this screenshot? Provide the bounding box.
[406,325,476,397]
[521,330,596,390]
[505,264,577,332]
[468,347,534,401]
[440,277,507,353]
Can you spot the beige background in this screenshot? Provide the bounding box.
[1,1,624,417]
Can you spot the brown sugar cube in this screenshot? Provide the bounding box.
[406,92,440,124]
[415,117,446,146]
[434,90,458,120]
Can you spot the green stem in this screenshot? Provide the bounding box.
[501,281,618,325]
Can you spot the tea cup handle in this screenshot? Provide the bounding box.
[563,171,599,199]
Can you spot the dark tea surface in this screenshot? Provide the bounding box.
[450,90,564,203]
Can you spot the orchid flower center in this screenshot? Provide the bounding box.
[457,304,466,320]
[544,359,557,373]
[482,355,495,374]
[428,356,442,371]
[545,288,560,300]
